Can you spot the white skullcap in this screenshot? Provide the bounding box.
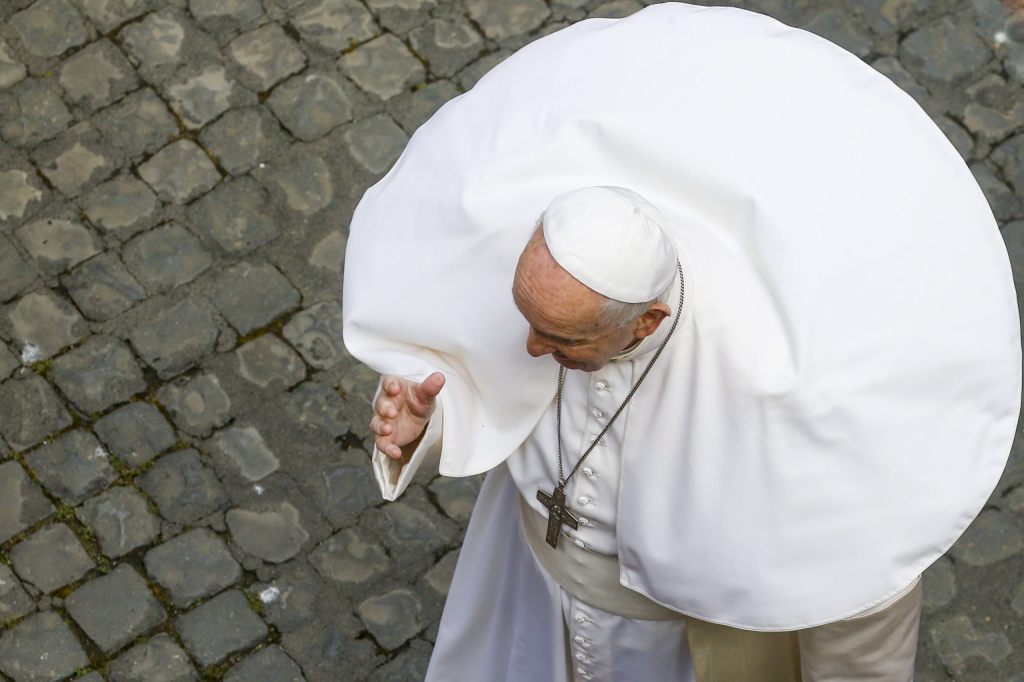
[541,186,677,303]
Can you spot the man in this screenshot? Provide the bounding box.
[342,4,1020,681]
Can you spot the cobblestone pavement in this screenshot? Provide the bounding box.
[0,0,1022,680]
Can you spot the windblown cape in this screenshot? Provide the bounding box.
[342,3,1021,629]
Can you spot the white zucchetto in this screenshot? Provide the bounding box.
[541,186,677,303]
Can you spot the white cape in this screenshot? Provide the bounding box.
[343,3,1021,629]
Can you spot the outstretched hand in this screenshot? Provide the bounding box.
[370,372,446,462]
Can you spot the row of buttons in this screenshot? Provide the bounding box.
[572,611,596,680]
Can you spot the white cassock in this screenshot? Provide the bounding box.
[343,3,1021,681]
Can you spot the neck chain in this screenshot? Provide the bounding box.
[536,261,685,548]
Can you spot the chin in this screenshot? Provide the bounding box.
[555,357,600,372]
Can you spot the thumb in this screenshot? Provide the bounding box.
[414,372,446,403]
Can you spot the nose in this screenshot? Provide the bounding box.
[526,329,555,357]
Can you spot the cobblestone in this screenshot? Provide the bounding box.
[107,633,199,682]
[211,261,301,335]
[9,0,91,59]
[229,23,307,92]
[123,222,212,293]
[156,372,232,437]
[0,169,43,223]
[0,235,36,303]
[0,79,73,148]
[128,299,219,379]
[0,563,35,623]
[57,39,139,114]
[235,334,306,389]
[0,374,73,451]
[207,424,280,482]
[138,140,221,204]
[25,429,118,504]
[49,335,146,414]
[255,153,334,216]
[267,71,353,141]
[0,39,27,90]
[224,645,306,682]
[32,123,118,198]
[409,17,485,78]
[138,448,228,524]
[6,289,87,361]
[165,66,239,131]
[290,0,377,53]
[119,9,187,74]
[0,611,90,682]
[176,589,267,667]
[66,563,166,654]
[14,217,100,276]
[950,509,1024,566]
[92,401,177,467]
[144,527,242,607]
[76,486,160,558]
[341,34,425,101]
[343,114,408,174]
[310,526,389,585]
[198,107,283,176]
[358,588,422,650]
[92,88,179,162]
[282,301,345,369]
[10,524,95,593]
[226,501,310,563]
[79,173,160,238]
[0,460,54,544]
[467,0,551,41]
[189,176,280,255]
[61,252,147,321]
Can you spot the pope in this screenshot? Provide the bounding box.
[343,4,1021,681]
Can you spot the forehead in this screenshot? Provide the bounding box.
[512,233,608,336]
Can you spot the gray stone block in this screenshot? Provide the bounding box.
[32,122,118,197]
[93,88,179,161]
[107,633,199,682]
[342,114,408,174]
[9,0,91,58]
[290,0,377,52]
[76,486,160,558]
[302,450,376,528]
[144,527,242,607]
[0,563,35,623]
[992,133,1024,196]
[189,177,280,255]
[423,548,458,598]
[0,79,73,148]
[950,509,1024,566]
[0,38,27,89]
[119,10,186,72]
[207,424,280,482]
[10,524,95,593]
[15,217,100,276]
[255,153,333,216]
[61,252,147,322]
[211,262,301,335]
[224,645,306,682]
[0,460,54,544]
[340,34,425,101]
[156,373,232,437]
[123,222,212,293]
[267,71,352,141]
[309,527,389,586]
[308,229,346,273]
[900,16,993,84]
[408,17,485,78]
[921,555,956,612]
[165,65,238,130]
[235,334,306,389]
[49,335,146,414]
[929,615,1012,675]
[466,0,550,41]
[25,429,118,504]
[138,140,221,204]
[6,289,87,361]
[58,38,139,113]
[79,173,160,238]
[0,375,73,451]
[0,344,16,380]
[0,234,37,303]
[198,107,282,176]
[0,169,44,224]
[282,301,344,369]
[386,79,459,134]
[284,381,350,438]
[66,563,166,654]
[357,588,422,650]
[128,299,219,379]
[364,0,433,34]
[138,448,228,524]
[188,0,263,32]
[226,501,310,563]
[93,401,177,466]
[428,474,482,525]
[367,638,431,682]
[280,617,381,681]
[176,589,268,667]
[73,0,157,32]
[228,23,306,92]
[0,612,90,682]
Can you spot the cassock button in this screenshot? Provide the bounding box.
[578,517,590,526]
[576,653,592,663]
[591,408,604,419]
[574,613,587,623]
[577,496,592,505]
[573,635,589,645]
[582,467,594,477]
[574,539,585,549]
[594,381,608,391]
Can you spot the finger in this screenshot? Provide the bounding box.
[375,397,397,419]
[414,372,446,403]
[377,439,401,459]
[369,416,393,437]
[380,376,397,397]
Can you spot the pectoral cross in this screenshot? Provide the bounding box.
[537,483,579,549]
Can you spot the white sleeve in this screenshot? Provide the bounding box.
[371,403,443,501]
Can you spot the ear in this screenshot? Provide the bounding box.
[633,303,671,340]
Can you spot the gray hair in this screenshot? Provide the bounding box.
[598,283,674,328]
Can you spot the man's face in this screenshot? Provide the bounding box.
[512,231,639,372]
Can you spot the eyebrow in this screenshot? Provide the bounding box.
[511,290,590,346]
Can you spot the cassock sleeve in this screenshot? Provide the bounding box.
[371,403,444,501]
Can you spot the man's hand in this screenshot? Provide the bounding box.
[370,372,445,462]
